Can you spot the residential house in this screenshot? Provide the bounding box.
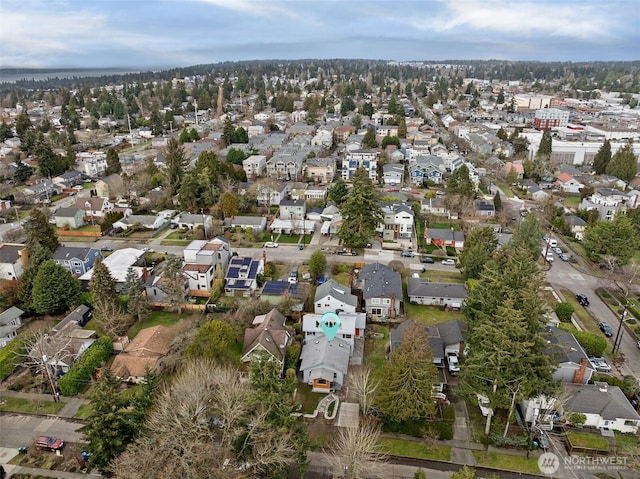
[113,214,167,231]
[555,173,584,194]
[0,243,26,280]
[544,326,595,384]
[519,181,550,202]
[409,155,445,186]
[28,321,97,375]
[475,201,495,217]
[561,382,640,434]
[377,202,414,248]
[424,228,465,249]
[279,200,306,220]
[255,182,288,206]
[420,197,452,218]
[0,306,24,348]
[299,335,350,393]
[302,312,366,354]
[260,280,305,307]
[304,157,335,184]
[54,208,85,229]
[311,128,333,148]
[75,197,113,219]
[342,149,379,182]
[288,182,308,201]
[182,238,231,297]
[224,256,264,297]
[356,263,403,319]
[52,305,92,333]
[504,162,524,180]
[579,188,637,221]
[79,248,146,292]
[76,151,107,177]
[171,212,214,231]
[304,185,328,201]
[144,265,188,305]
[241,308,293,370]
[564,215,587,240]
[334,125,355,143]
[242,155,267,179]
[52,170,83,189]
[20,181,59,204]
[229,216,267,232]
[382,163,404,185]
[110,325,173,383]
[407,279,467,310]
[266,153,304,181]
[95,174,124,198]
[269,218,316,235]
[314,279,357,314]
[53,246,102,276]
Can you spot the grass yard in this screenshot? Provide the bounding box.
[294,384,325,414]
[615,434,638,454]
[0,396,66,415]
[0,339,26,381]
[126,311,191,338]
[567,431,610,451]
[423,271,465,283]
[331,272,352,287]
[404,302,464,326]
[380,437,451,461]
[364,324,389,381]
[75,403,93,420]
[564,196,581,208]
[472,451,541,474]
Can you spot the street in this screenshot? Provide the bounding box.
[0,413,85,449]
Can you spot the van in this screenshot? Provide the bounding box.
[547,238,557,248]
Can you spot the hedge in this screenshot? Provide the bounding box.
[58,336,113,396]
[572,330,608,357]
[0,339,26,382]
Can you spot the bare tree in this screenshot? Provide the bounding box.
[346,365,380,415]
[331,419,385,479]
[96,300,134,337]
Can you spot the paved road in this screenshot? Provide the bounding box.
[0,413,85,448]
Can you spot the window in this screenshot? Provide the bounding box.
[317,379,326,385]
[371,308,382,316]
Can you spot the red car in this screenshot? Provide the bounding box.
[33,436,64,451]
[386,188,399,192]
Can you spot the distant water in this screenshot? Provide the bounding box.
[0,68,146,84]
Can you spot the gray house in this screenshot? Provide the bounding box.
[0,306,24,348]
[54,208,85,229]
[544,326,595,384]
[407,278,467,310]
[299,335,350,393]
[357,263,403,319]
[314,279,357,314]
[53,246,102,276]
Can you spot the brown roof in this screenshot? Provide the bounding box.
[110,325,173,379]
[183,264,212,273]
[241,309,292,364]
[202,243,223,251]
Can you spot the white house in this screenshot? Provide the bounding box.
[242,155,267,179]
[182,237,231,297]
[0,243,26,280]
[314,279,357,314]
[377,202,414,248]
[0,306,24,348]
[407,279,467,310]
[382,163,404,185]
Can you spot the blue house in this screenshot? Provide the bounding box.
[53,246,102,276]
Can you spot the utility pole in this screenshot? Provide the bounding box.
[37,341,59,402]
[612,299,628,355]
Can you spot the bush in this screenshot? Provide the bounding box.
[58,337,113,396]
[0,338,25,382]
[568,413,586,427]
[572,330,608,357]
[555,302,575,322]
[488,433,528,447]
[428,421,453,440]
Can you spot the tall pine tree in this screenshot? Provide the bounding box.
[337,168,383,248]
[592,139,611,174]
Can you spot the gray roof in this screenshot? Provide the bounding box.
[55,207,83,218]
[360,263,403,300]
[53,246,95,262]
[52,305,91,333]
[280,199,305,207]
[544,326,591,366]
[314,279,357,308]
[564,383,640,421]
[0,244,24,264]
[407,278,468,300]
[390,320,443,359]
[299,335,350,375]
[437,319,467,347]
[0,306,24,325]
[380,202,413,216]
[565,215,587,227]
[426,228,465,242]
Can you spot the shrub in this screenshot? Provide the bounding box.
[488,433,528,447]
[568,413,586,427]
[58,337,113,396]
[572,330,608,357]
[555,302,575,322]
[428,421,453,440]
[0,338,25,382]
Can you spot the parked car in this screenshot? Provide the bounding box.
[33,436,64,452]
[401,251,415,257]
[441,259,456,266]
[264,242,278,248]
[447,352,460,374]
[559,253,569,262]
[100,246,113,252]
[535,431,549,450]
[420,256,435,264]
[553,247,562,255]
[337,249,357,256]
[576,294,589,306]
[288,269,298,285]
[588,356,612,372]
[599,322,613,337]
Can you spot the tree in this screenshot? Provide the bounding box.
[337,168,383,248]
[592,139,612,175]
[532,129,553,180]
[185,320,236,362]
[89,258,122,320]
[496,90,505,105]
[17,243,52,311]
[582,214,638,267]
[105,148,121,175]
[606,140,638,182]
[23,208,59,254]
[446,164,475,198]
[554,302,575,322]
[458,227,498,280]
[122,267,150,322]
[327,178,349,206]
[362,127,378,149]
[381,135,401,149]
[346,365,380,415]
[511,214,543,261]
[13,160,33,183]
[332,419,384,479]
[164,138,187,196]
[493,192,502,211]
[377,322,439,424]
[225,147,246,165]
[451,466,477,479]
[308,250,327,284]
[218,191,238,218]
[15,111,32,139]
[162,255,186,313]
[222,117,235,147]
[31,260,81,315]
[361,102,374,117]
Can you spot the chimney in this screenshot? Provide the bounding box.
[573,358,588,384]
[597,382,608,393]
[142,267,149,283]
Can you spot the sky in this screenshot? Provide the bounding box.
[1,0,638,70]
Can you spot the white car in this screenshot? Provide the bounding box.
[447,352,460,374]
[441,259,456,266]
[263,242,278,248]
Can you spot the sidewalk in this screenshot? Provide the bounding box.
[0,389,89,419]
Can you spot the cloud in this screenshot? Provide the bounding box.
[193,0,301,19]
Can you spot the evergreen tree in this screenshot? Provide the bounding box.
[362,127,378,149]
[222,117,235,147]
[31,260,81,315]
[17,243,52,311]
[493,192,502,211]
[150,107,163,136]
[458,227,498,280]
[592,139,611,175]
[122,267,149,322]
[165,137,187,196]
[90,258,122,318]
[162,255,186,314]
[105,148,121,175]
[23,208,59,254]
[327,178,349,205]
[446,165,475,198]
[605,140,638,182]
[582,214,638,266]
[337,168,383,248]
[510,214,543,261]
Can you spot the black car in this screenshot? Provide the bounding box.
[599,322,613,337]
[420,256,435,264]
[576,294,589,306]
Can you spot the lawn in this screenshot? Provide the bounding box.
[472,451,541,474]
[75,403,93,420]
[380,437,451,461]
[364,324,389,381]
[567,431,610,451]
[564,196,581,208]
[126,311,191,338]
[615,434,638,454]
[0,396,66,415]
[0,338,26,381]
[294,383,324,414]
[404,302,464,326]
[423,271,465,283]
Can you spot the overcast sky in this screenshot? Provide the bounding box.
[1,0,638,70]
